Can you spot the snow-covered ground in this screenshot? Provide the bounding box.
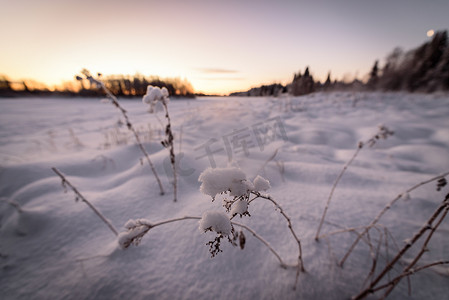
[1,92,448,299]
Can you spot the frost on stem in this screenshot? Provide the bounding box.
[118,219,153,249]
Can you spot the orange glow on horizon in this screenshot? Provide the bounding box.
[1,1,448,96]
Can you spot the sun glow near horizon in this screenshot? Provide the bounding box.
[1,0,448,95]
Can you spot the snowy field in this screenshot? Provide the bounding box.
[1,92,449,299]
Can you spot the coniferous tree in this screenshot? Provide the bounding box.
[290,66,315,96]
[367,60,379,90]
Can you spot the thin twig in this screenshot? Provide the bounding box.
[255,148,279,178]
[381,196,449,299]
[362,227,383,288]
[52,167,118,236]
[178,124,184,154]
[315,146,362,240]
[340,170,449,267]
[315,126,394,241]
[0,197,22,214]
[352,196,449,300]
[161,101,177,202]
[371,260,449,296]
[121,216,290,268]
[231,220,289,268]
[83,74,165,196]
[250,191,305,276]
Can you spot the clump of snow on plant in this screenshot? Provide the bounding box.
[118,218,152,249]
[199,167,255,198]
[230,200,249,217]
[199,211,232,235]
[253,175,271,191]
[142,86,169,113]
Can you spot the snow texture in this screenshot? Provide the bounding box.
[230,200,249,217]
[199,167,254,198]
[1,92,449,299]
[199,211,232,235]
[253,175,271,191]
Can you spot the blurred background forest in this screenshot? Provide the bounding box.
[0,72,195,98]
[1,30,448,98]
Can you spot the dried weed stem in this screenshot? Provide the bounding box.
[352,193,449,299]
[315,125,394,240]
[340,170,449,267]
[161,101,177,202]
[52,167,118,236]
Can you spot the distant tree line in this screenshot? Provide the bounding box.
[229,83,287,97]
[231,30,449,97]
[0,72,195,98]
[2,31,448,98]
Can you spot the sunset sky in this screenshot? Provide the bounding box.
[1,0,448,95]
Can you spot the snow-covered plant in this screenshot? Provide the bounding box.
[198,211,235,257]
[117,166,304,288]
[118,218,153,248]
[199,211,232,235]
[142,85,178,202]
[198,167,305,276]
[76,70,165,196]
[142,85,169,113]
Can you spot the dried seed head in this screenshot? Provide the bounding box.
[239,231,246,250]
[436,177,447,191]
